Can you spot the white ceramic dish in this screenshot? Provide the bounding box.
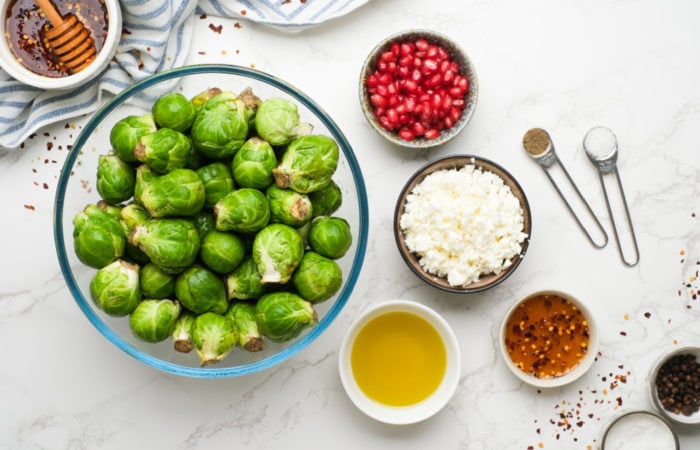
[0,0,121,90]
[649,346,700,426]
[600,410,679,450]
[338,299,461,425]
[499,289,598,389]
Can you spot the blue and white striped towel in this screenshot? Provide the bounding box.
[0,0,369,150]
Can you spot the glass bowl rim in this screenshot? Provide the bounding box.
[53,64,369,378]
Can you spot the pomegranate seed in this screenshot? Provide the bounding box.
[397,66,410,78]
[455,76,469,92]
[449,107,462,123]
[398,128,415,141]
[378,115,393,130]
[411,69,422,83]
[415,38,429,51]
[404,96,416,112]
[426,45,439,58]
[412,122,425,136]
[375,84,388,96]
[424,129,440,139]
[398,55,413,68]
[452,98,465,108]
[400,42,413,55]
[423,59,438,73]
[378,73,392,84]
[430,93,442,109]
[413,57,422,68]
[441,95,453,111]
[398,114,409,124]
[370,94,387,108]
[366,75,378,88]
[390,43,400,56]
[443,115,454,129]
[374,107,385,118]
[386,108,399,125]
[379,51,395,63]
[425,73,442,87]
[448,86,463,97]
[443,69,455,84]
[438,47,449,60]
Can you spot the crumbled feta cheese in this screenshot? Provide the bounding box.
[399,165,528,287]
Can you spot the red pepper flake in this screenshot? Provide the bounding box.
[240,9,247,15]
[208,23,223,33]
[199,13,207,19]
[46,142,53,150]
[619,331,627,336]
[43,183,49,189]
[198,51,206,55]
[234,22,242,29]
[24,204,35,210]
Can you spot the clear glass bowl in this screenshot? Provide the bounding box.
[53,64,369,378]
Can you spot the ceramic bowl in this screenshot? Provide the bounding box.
[0,0,121,90]
[359,29,478,149]
[649,346,700,425]
[53,64,369,377]
[600,410,679,450]
[338,299,461,424]
[499,289,598,388]
[394,155,531,293]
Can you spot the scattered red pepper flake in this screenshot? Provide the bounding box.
[208,23,223,33]
[234,22,241,29]
[24,204,35,210]
[240,9,247,15]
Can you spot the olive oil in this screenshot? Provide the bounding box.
[350,311,447,407]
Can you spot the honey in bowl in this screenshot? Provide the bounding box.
[350,311,447,407]
[504,293,590,379]
[4,0,109,77]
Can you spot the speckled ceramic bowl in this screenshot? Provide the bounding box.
[394,155,531,293]
[649,346,700,426]
[0,0,121,90]
[359,29,478,149]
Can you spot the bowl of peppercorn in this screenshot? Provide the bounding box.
[650,346,700,425]
[359,29,478,149]
[0,0,122,90]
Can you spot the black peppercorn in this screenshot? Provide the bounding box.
[655,353,700,416]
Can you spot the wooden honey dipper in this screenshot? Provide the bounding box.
[36,0,97,74]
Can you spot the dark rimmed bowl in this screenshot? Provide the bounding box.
[393,155,530,293]
[359,29,478,149]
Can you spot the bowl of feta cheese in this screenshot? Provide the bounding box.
[394,155,531,293]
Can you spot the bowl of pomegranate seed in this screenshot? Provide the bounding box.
[360,30,478,148]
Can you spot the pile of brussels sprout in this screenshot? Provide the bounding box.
[73,87,353,366]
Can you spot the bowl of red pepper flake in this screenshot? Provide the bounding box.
[359,29,478,148]
[499,289,599,388]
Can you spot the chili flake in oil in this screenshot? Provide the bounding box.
[505,294,590,379]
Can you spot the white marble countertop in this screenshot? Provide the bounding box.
[2,0,700,448]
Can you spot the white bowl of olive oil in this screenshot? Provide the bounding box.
[338,299,461,424]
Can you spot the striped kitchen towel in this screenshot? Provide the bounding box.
[0,0,369,150]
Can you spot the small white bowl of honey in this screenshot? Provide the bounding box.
[338,299,461,425]
[499,289,599,388]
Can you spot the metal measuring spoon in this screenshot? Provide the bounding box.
[583,126,639,267]
[523,128,608,248]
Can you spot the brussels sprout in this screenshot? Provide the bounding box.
[200,230,246,274]
[129,218,200,274]
[136,168,205,218]
[175,264,228,314]
[134,128,192,174]
[213,188,270,233]
[191,87,222,111]
[292,252,342,303]
[129,299,181,343]
[267,185,313,227]
[195,162,235,209]
[73,204,125,269]
[252,223,304,284]
[192,211,215,239]
[308,217,352,259]
[225,302,265,352]
[96,200,121,219]
[190,91,249,159]
[191,312,238,366]
[255,292,318,342]
[119,203,149,235]
[172,311,195,353]
[96,154,136,205]
[133,164,158,206]
[238,87,262,126]
[254,97,313,146]
[140,263,175,299]
[109,114,157,163]
[308,180,342,218]
[89,259,141,316]
[151,92,196,132]
[272,135,339,193]
[231,137,277,190]
[224,257,266,301]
